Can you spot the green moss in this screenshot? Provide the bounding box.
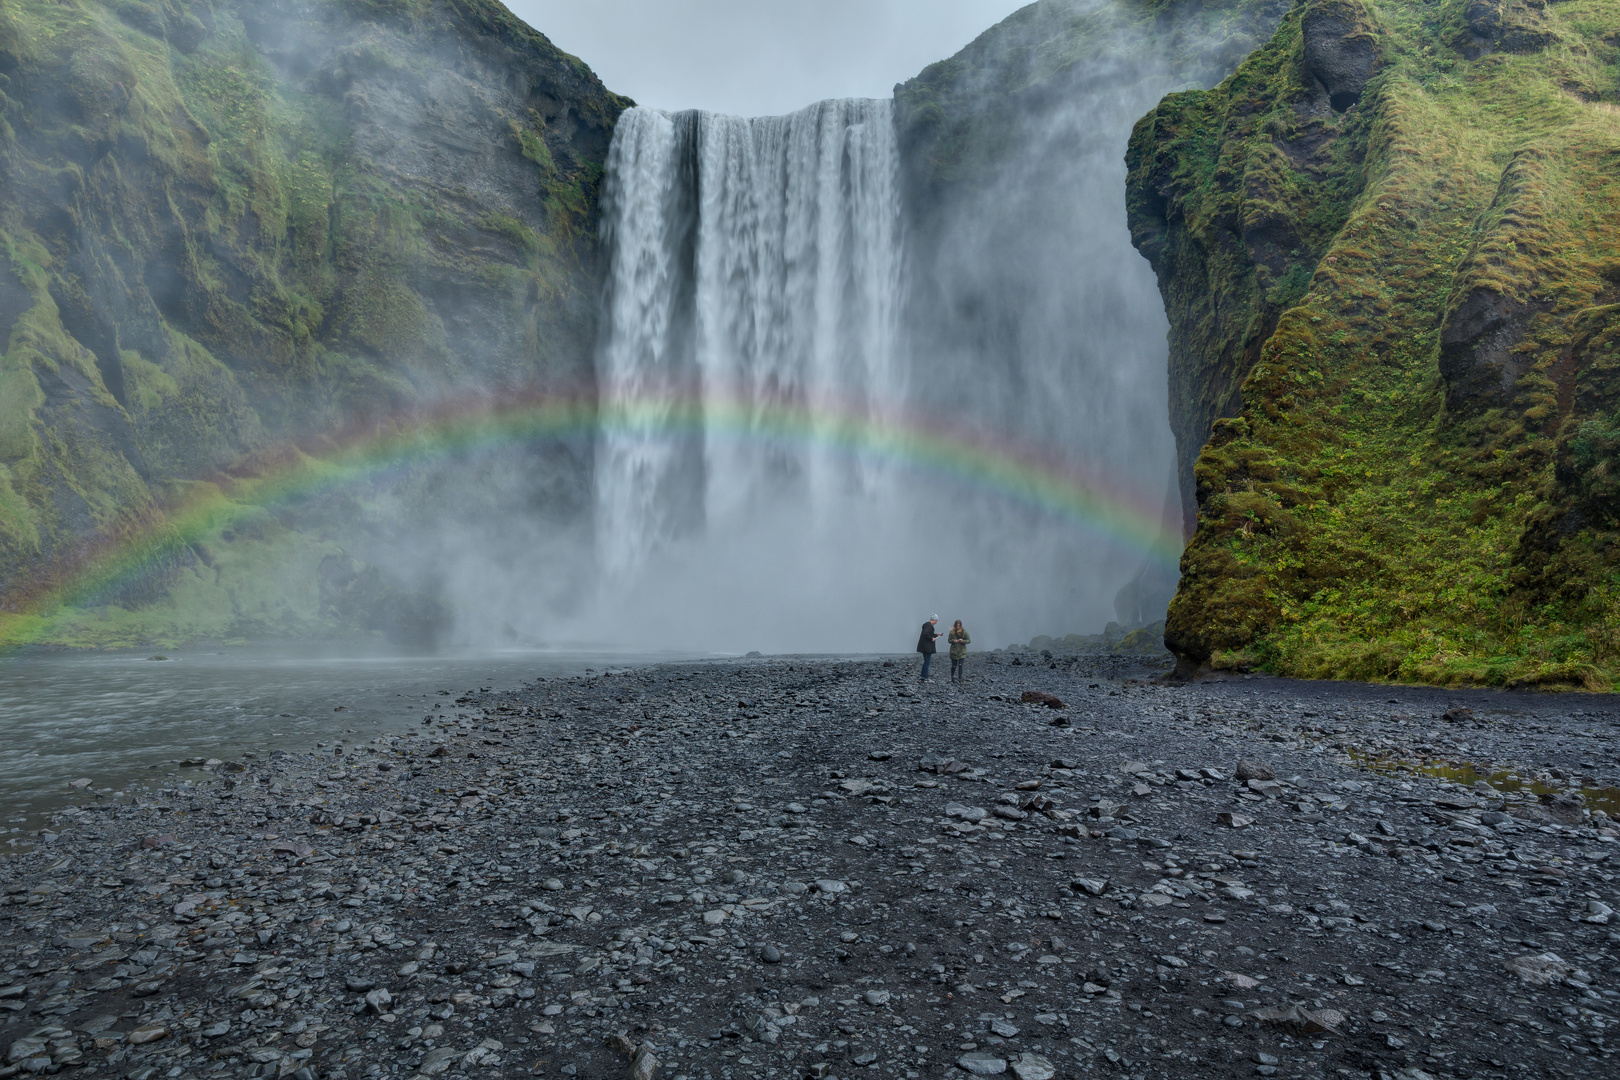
[0,464,38,553]
[118,348,178,414]
[0,355,42,464]
[1130,0,1620,688]
[0,0,628,646]
[32,505,346,648]
[511,116,557,177]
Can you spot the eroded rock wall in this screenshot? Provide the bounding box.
[1127,0,1620,686]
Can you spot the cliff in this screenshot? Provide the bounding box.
[896,0,1292,206]
[893,0,1291,629]
[0,0,627,646]
[1127,0,1620,685]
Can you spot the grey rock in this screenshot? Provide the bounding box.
[1505,952,1572,985]
[1234,761,1276,782]
[1009,1053,1056,1080]
[419,1046,462,1076]
[630,1045,659,1080]
[958,1052,1008,1075]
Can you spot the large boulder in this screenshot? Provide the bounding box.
[1301,0,1380,112]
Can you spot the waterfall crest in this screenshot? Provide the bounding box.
[596,101,902,579]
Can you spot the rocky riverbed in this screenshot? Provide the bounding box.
[3,654,1618,1080]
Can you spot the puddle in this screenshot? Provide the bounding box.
[1346,749,1620,817]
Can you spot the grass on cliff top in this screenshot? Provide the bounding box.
[1185,0,1620,688]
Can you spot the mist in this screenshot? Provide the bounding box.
[248,1,1227,655]
[522,2,1197,656]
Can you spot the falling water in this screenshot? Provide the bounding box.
[595,101,902,581]
[587,91,1177,654]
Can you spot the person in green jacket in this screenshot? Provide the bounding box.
[948,620,970,683]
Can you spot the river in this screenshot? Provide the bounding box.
[0,646,694,839]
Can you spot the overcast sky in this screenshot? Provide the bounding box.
[506,0,1031,116]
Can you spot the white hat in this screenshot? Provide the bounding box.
[930,614,938,620]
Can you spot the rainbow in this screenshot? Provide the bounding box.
[0,387,1184,645]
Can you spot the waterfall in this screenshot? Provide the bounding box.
[595,100,902,580]
[587,89,1178,655]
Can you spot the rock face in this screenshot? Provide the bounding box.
[1300,0,1378,112]
[892,0,1291,616]
[0,0,626,645]
[1127,0,1620,685]
[1127,0,1376,544]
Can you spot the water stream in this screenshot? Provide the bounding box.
[1348,748,1620,816]
[0,647,691,838]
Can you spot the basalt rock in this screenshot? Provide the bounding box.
[1450,0,1560,59]
[1234,760,1276,782]
[1300,0,1379,112]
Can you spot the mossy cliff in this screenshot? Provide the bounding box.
[0,0,626,646]
[1127,0,1620,685]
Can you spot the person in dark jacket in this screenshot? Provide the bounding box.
[948,620,970,683]
[916,615,942,681]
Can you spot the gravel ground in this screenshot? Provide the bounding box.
[3,653,1619,1080]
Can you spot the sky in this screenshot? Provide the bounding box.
[506,0,1032,116]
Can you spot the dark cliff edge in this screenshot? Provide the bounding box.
[0,0,629,647]
[1127,0,1620,686]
